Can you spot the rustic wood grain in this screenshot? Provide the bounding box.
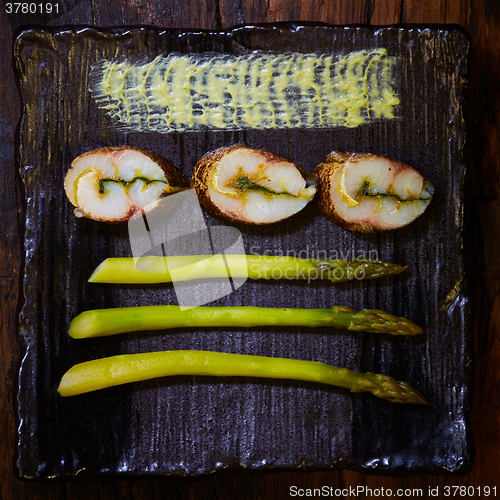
[1,0,499,498]
[369,0,402,25]
[0,4,22,500]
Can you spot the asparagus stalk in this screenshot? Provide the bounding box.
[57,350,429,405]
[88,255,406,284]
[69,305,422,339]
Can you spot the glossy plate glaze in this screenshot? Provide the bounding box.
[14,23,471,478]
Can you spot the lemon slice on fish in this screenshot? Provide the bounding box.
[338,163,359,207]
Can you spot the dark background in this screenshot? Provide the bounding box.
[1,1,499,499]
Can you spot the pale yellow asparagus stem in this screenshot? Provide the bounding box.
[57,350,429,405]
[69,305,422,339]
[88,255,406,284]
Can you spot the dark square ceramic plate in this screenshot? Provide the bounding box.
[14,23,471,478]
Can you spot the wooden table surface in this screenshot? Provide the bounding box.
[1,1,499,499]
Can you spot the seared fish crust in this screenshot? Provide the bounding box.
[191,144,317,225]
[314,152,434,233]
[64,146,188,223]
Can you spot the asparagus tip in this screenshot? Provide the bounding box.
[325,260,407,282]
[359,373,430,405]
[364,261,407,280]
[360,309,423,336]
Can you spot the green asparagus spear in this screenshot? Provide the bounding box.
[57,350,429,405]
[69,305,422,339]
[88,255,406,284]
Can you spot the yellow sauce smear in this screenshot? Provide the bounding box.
[90,49,400,133]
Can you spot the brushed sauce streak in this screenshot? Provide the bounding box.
[89,49,400,132]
